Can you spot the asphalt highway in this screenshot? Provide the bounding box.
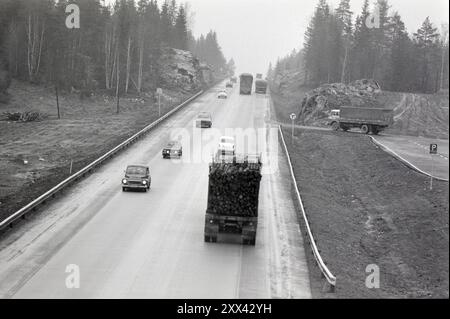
[0,83,311,298]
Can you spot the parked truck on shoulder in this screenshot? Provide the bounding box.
[328,107,393,135]
[204,154,262,245]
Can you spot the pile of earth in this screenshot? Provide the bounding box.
[298,79,382,124]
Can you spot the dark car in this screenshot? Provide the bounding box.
[195,112,212,128]
[230,77,237,83]
[162,141,182,158]
[122,165,151,192]
[225,82,233,88]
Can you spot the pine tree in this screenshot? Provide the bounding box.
[413,17,441,92]
[173,6,188,50]
[387,12,412,91]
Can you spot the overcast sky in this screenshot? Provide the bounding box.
[187,0,449,75]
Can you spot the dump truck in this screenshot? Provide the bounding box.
[328,107,394,135]
[255,79,267,94]
[204,154,262,245]
[239,73,253,95]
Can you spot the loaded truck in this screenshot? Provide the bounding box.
[254,79,267,94]
[328,107,393,135]
[204,154,262,245]
[239,73,253,95]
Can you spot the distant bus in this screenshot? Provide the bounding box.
[239,73,253,95]
[254,79,267,94]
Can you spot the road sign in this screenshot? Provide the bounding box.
[290,113,297,139]
[429,144,438,190]
[156,88,162,95]
[430,144,438,155]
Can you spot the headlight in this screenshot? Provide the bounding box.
[122,179,127,184]
[210,219,214,224]
[142,180,147,185]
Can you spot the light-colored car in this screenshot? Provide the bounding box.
[162,141,182,158]
[217,90,228,99]
[195,112,212,128]
[217,136,235,155]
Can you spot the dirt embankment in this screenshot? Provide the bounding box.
[0,80,193,222]
[386,91,449,139]
[282,127,448,298]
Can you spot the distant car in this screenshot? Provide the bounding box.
[217,90,228,99]
[230,77,237,83]
[225,82,233,88]
[122,165,151,192]
[196,112,212,128]
[162,141,182,159]
[217,136,235,156]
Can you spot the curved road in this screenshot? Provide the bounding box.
[0,84,311,298]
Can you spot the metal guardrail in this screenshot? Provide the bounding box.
[278,125,337,290]
[0,90,204,231]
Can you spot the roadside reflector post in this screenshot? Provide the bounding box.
[429,144,438,190]
[69,159,73,175]
[290,113,297,140]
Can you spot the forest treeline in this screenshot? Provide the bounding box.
[269,0,449,93]
[0,0,232,95]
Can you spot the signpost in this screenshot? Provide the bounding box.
[290,113,297,139]
[429,144,438,190]
[156,88,162,117]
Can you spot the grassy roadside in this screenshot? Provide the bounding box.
[0,80,198,222]
[272,90,449,298]
[269,86,311,125]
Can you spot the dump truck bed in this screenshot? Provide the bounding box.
[339,107,393,126]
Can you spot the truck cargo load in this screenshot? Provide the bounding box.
[239,73,253,95]
[255,79,267,94]
[328,107,393,135]
[204,154,262,245]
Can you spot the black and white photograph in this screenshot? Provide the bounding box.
[0,0,448,305]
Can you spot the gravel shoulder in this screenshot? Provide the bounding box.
[282,127,449,298]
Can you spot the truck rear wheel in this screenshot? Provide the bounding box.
[361,124,370,134]
[204,235,210,242]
